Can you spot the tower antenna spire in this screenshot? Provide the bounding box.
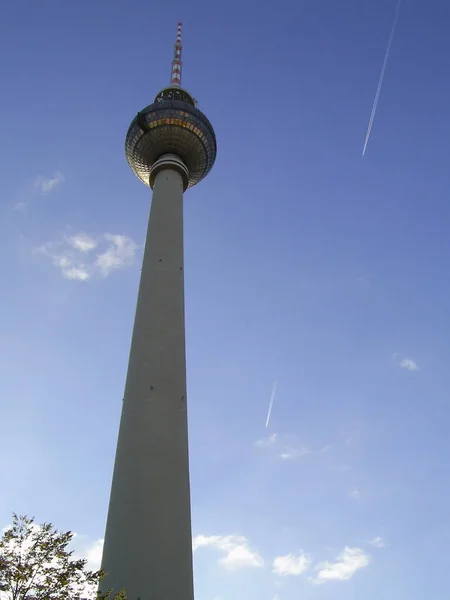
[171,22,183,86]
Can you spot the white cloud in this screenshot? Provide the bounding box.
[392,353,420,372]
[35,246,91,281]
[280,447,310,460]
[84,538,104,571]
[12,172,65,213]
[68,233,98,253]
[70,535,104,574]
[369,536,386,548]
[311,547,370,585]
[33,171,65,194]
[35,232,138,281]
[273,552,311,576]
[255,434,311,461]
[1,521,42,556]
[400,358,419,372]
[255,433,277,447]
[349,487,361,501]
[321,445,332,453]
[95,234,138,277]
[193,534,264,571]
[13,201,28,213]
[64,267,91,281]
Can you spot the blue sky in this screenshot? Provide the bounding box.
[1,0,450,598]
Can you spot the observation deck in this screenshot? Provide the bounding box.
[125,85,217,190]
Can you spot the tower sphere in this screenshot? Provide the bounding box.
[125,85,217,190]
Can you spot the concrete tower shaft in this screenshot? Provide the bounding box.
[100,23,216,599]
[100,163,192,599]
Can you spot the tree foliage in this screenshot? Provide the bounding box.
[0,514,125,600]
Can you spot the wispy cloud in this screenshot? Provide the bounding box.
[255,434,311,461]
[400,358,420,371]
[70,535,105,599]
[392,353,420,372]
[193,535,264,571]
[349,487,361,501]
[69,233,98,253]
[310,547,370,585]
[35,232,138,281]
[82,538,104,570]
[13,172,65,212]
[94,234,138,277]
[13,201,29,213]
[33,172,65,194]
[280,447,311,460]
[369,536,386,548]
[255,433,277,447]
[273,552,311,576]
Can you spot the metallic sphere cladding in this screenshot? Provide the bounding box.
[125,87,217,189]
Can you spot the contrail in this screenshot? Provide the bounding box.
[265,379,277,428]
[362,0,402,156]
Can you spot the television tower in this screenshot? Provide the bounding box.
[100,23,217,599]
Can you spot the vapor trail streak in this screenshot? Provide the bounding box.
[362,0,402,156]
[265,379,277,428]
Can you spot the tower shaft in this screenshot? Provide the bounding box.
[101,165,194,599]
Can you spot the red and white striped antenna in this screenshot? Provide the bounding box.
[170,22,183,86]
